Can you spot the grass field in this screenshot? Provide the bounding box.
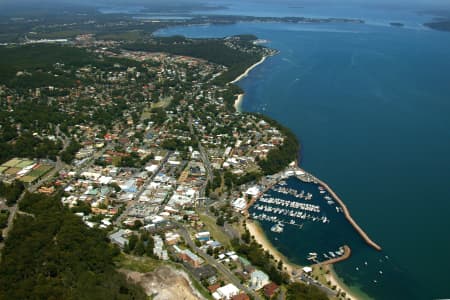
[198,213,231,248]
[19,176,37,183]
[1,158,22,168]
[115,254,162,273]
[151,96,172,109]
[27,165,53,178]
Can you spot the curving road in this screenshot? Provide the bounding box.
[173,221,261,300]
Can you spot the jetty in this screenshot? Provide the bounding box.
[316,245,352,266]
[298,168,382,251]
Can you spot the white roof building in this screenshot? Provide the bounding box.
[145,164,159,173]
[168,194,193,208]
[212,283,240,300]
[232,198,247,211]
[250,270,270,290]
[81,171,101,181]
[245,186,261,197]
[98,176,113,185]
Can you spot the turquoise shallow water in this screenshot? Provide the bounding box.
[156,18,450,300]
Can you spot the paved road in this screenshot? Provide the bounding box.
[113,152,170,226]
[1,134,115,248]
[1,126,71,248]
[174,221,261,300]
[188,114,213,197]
[299,274,337,297]
[0,191,26,250]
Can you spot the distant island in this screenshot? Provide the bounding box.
[390,22,404,27]
[424,19,450,32]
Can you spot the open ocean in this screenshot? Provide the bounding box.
[151,2,450,299]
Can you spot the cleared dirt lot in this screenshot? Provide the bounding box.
[121,265,205,300]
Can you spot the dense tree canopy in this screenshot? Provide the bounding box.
[257,115,300,175]
[286,282,329,300]
[0,192,146,300]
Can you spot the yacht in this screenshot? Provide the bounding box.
[270,222,284,233]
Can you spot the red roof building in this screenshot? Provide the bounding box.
[263,282,279,298]
[231,293,250,300]
[208,283,221,293]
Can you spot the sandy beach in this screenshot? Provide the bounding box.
[324,265,361,300]
[246,220,299,276]
[246,220,360,299]
[230,55,268,84]
[234,94,244,112]
[231,54,272,113]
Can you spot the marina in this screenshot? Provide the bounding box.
[248,172,355,265]
[299,168,383,251]
[248,167,382,268]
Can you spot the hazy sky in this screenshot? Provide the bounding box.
[1,0,449,6]
[1,0,449,14]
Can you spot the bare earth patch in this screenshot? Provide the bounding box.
[120,265,206,300]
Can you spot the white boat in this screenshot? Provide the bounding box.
[270,222,284,233]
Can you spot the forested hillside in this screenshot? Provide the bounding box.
[0,192,146,300]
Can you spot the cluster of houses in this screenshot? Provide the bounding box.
[0,33,295,300]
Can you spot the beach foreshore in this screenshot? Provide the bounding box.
[246,220,360,300]
[325,265,360,300]
[231,55,270,112]
[234,94,244,112]
[230,55,269,84]
[246,220,299,276]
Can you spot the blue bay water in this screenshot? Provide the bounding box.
[156,17,450,300]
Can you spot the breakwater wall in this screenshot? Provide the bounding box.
[298,168,382,251]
